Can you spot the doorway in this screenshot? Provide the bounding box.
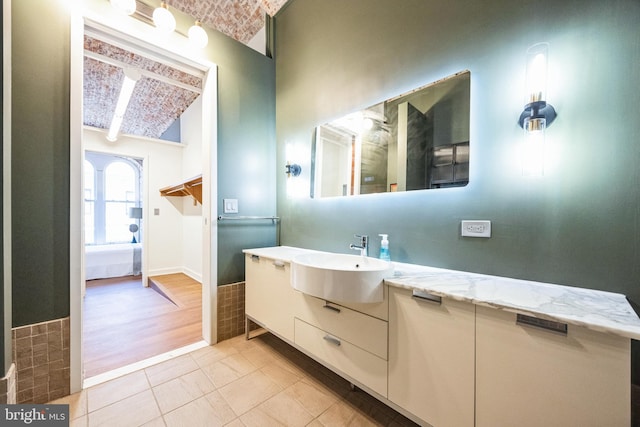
[69,13,218,393]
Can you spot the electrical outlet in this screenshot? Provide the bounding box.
[461,220,491,238]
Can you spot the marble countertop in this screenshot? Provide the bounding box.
[243,246,640,340]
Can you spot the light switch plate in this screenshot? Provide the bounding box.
[223,198,239,214]
[461,220,491,238]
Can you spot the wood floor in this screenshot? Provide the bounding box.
[83,273,202,378]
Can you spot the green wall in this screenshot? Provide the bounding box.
[275,0,640,299]
[8,1,276,329]
[11,0,70,327]
[213,33,277,286]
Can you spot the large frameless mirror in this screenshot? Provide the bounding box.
[310,71,470,198]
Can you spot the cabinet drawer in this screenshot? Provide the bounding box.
[294,318,387,397]
[296,294,388,359]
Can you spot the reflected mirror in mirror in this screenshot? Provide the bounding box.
[311,71,470,198]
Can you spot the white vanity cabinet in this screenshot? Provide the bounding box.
[475,305,630,427]
[244,253,296,342]
[388,287,475,427]
[294,293,389,397]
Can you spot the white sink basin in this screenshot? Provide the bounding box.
[291,252,394,303]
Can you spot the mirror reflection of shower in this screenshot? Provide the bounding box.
[311,70,470,198]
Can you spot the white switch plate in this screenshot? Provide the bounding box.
[461,220,491,238]
[223,198,238,214]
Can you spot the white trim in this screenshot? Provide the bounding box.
[69,11,85,395]
[70,7,218,391]
[2,0,13,374]
[82,340,209,389]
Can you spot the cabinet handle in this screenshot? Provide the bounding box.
[251,254,260,261]
[323,302,341,313]
[412,290,442,305]
[323,334,341,346]
[272,260,286,268]
[516,314,568,335]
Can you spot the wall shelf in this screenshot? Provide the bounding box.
[159,175,202,204]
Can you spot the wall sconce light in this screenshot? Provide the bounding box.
[188,20,209,48]
[518,43,557,176]
[110,0,136,15]
[153,1,176,34]
[107,68,141,142]
[285,162,302,178]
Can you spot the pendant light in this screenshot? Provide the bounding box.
[188,21,209,48]
[110,0,136,15]
[153,1,176,34]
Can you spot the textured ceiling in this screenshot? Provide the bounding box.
[84,0,289,140]
[168,0,289,43]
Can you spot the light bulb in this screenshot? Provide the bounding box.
[153,2,176,34]
[188,21,208,48]
[522,117,546,176]
[110,0,136,15]
[525,43,549,103]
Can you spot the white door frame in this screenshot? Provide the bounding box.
[69,8,218,393]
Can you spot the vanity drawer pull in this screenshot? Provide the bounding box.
[251,254,260,261]
[412,290,442,305]
[323,302,341,313]
[516,314,568,335]
[272,260,286,268]
[323,334,341,346]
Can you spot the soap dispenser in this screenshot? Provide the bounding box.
[379,234,391,261]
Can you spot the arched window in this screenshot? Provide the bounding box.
[85,153,142,244]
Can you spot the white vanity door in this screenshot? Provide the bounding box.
[388,287,475,427]
[475,305,630,427]
[245,254,295,342]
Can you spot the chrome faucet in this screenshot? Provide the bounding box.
[349,234,369,256]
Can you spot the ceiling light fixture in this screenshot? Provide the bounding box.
[153,1,176,34]
[110,0,136,15]
[107,68,141,142]
[188,20,209,48]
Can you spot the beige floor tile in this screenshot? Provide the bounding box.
[87,370,149,413]
[50,390,88,420]
[239,406,287,427]
[283,380,338,418]
[70,415,88,427]
[240,345,280,369]
[163,395,231,427]
[224,419,245,427]
[306,421,324,427]
[153,369,216,414]
[141,418,167,427]
[145,354,199,387]
[260,361,303,389]
[251,390,314,427]
[218,370,282,416]
[204,390,236,425]
[316,400,369,427]
[88,389,160,427]
[200,353,257,388]
[191,341,239,368]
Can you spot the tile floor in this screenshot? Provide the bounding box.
[52,332,419,427]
